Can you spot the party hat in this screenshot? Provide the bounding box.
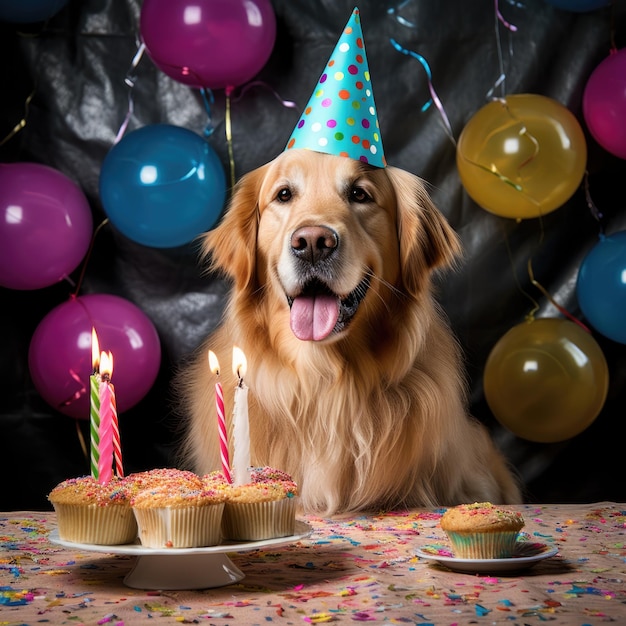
[285,7,386,167]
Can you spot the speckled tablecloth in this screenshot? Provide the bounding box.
[2,503,625,625]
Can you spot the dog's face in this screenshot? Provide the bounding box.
[203,149,461,344]
[256,151,400,341]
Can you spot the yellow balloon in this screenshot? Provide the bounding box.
[456,94,587,219]
[483,318,608,443]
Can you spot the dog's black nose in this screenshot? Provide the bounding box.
[291,225,338,264]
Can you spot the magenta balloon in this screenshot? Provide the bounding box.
[28,294,162,420]
[583,48,626,159]
[0,163,93,290]
[140,0,276,89]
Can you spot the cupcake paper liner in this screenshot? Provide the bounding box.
[133,503,224,548]
[445,530,520,559]
[222,497,297,541]
[53,503,137,545]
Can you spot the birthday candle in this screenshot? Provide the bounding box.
[97,351,114,484]
[232,346,251,486]
[209,350,232,483]
[109,370,123,477]
[90,328,101,480]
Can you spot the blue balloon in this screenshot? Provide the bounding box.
[543,0,610,11]
[576,230,626,344]
[0,0,68,22]
[99,124,226,248]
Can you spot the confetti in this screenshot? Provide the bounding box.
[0,506,625,624]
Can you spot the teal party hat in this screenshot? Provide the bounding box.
[285,7,386,167]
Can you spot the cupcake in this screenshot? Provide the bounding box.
[220,466,298,541]
[131,483,227,548]
[125,468,204,492]
[439,501,525,559]
[48,476,137,545]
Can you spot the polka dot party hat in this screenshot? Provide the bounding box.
[285,7,386,167]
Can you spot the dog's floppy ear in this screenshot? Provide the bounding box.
[385,165,462,296]
[200,164,269,289]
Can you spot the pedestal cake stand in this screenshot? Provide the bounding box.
[50,520,312,590]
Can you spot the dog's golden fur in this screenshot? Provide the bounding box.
[179,149,521,515]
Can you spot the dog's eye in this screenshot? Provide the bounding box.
[277,187,292,202]
[350,186,372,203]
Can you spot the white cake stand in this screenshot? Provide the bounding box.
[49,520,312,590]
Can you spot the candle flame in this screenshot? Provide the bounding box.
[100,351,114,378]
[91,328,100,372]
[232,346,247,379]
[208,350,220,375]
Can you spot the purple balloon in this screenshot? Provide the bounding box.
[583,48,626,160]
[28,294,162,420]
[140,0,276,89]
[0,163,93,290]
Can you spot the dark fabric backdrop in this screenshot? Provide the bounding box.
[1,0,625,511]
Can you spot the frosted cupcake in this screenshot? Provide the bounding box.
[439,501,525,559]
[131,483,227,548]
[221,467,298,541]
[48,476,137,545]
[125,468,204,492]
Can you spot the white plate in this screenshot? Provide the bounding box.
[49,520,312,589]
[416,541,558,574]
[49,519,312,555]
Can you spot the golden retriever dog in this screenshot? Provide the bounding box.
[179,148,521,515]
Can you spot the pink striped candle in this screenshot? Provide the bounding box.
[97,351,114,484]
[110,379,123,477]
[209,350,232,483]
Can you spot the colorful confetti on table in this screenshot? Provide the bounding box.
[1,504,626,624]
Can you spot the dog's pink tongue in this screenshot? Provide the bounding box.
[290,295,339,341]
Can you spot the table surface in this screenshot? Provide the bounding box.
[1,502,626,625]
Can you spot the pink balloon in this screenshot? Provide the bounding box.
[583,48,626,160]
[0,162,93,290]
[140,0,276,89]
[28,294,162,420]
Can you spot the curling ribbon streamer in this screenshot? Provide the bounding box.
[0,89,35,147]
[230,81,298,110]
[75,420,88,467]
[58,368,87,407]
[495,0,518,32]
[225,86,236,190]
[390,38,455,145]
[527,259,591,332]
[387,0,417,28]
[584,171,605,234]
[199,87,216,138]
[487,0,518,99]
[225,80,298,188]
[113,41,146,144]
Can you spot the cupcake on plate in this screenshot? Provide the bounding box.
[219,466,298,541]
[439,501,525,559]
[48,476,137,545]
[131,483,227,548]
